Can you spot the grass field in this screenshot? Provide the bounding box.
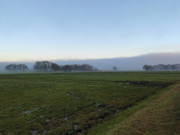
[0,72,180,135]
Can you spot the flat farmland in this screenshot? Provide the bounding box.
[0,72,180,135]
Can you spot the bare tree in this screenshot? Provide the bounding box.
[33,61,60,72]
[113,66,118,71]
[5,64,28,72]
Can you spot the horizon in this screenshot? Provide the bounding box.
[1,52,180,71]
[1,0,180,61]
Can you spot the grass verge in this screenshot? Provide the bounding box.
[87,83,179,135]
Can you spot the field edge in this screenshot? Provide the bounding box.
[87,83,179,135]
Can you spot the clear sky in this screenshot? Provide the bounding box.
[1,0,180,62]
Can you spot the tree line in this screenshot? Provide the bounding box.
[143,64,180,71]
[5,61,97,72]
[5,64,28,72]
[33,61,97,72]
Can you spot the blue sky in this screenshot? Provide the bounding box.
[0,0,180,62]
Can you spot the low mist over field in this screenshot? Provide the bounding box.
[1,52,180,71]
[55,52,180,70]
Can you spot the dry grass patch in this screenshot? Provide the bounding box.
[108,84,180,135]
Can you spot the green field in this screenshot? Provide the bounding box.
[0,72,180,135]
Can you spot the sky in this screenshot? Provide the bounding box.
[0,0,180,62]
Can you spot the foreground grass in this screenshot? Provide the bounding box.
[106,83,180,135]
[88,83,180,135]
[0,72,180,134]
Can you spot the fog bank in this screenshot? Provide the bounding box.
[1,52,180,71]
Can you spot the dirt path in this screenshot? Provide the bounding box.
[106,84,180,135]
